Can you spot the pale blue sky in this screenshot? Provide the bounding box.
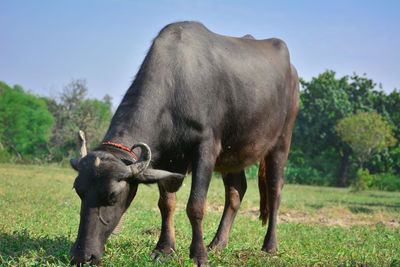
[1,0,399,107]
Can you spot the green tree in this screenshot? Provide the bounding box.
[336,111,397,189]
[0,81,55,161]
[370,89,400,174]
[291,71,377,186]
[336,111,397,169]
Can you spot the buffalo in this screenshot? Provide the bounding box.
[69,21,299,265]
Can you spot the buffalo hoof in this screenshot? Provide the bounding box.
[207,238,227,252]
[190,246,208,266]
[70,255,100,266]
[261,245,278,254]
[150,250,173,263]
[193,261,211,267]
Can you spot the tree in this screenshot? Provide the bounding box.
[47,79,113,161]
[0,79,114,163]
[370,89,400,174]
[0,81,55,160]
[291,71,377,186]
[336,111,397,168]
[336,111,397,189]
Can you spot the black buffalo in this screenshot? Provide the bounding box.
[69,21,299,266]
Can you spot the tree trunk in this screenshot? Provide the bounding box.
[8,142,22,161]
[338,147,351,187]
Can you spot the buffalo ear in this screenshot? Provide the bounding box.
[134,169,185,184]
[70,158,79,171]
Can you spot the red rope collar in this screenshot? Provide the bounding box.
[101,141,138,161]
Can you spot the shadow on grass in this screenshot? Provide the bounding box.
[349,201,400,210]
[367,192,396,199]
[306,203,324,210]
[0,229,73,265]
[348,206,374,214]
[329,200,400,212]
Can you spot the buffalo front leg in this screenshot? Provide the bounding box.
[186,142,217,266]
[208,171,247,250]
[151,186,178,260]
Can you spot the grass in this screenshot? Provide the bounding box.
[0,163,399,266]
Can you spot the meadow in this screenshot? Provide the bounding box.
[0,163,399,266]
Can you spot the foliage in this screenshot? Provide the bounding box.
[291,70,400,187]
[285,149,339,186]
[0,80,113,163]
[47,79,114,162]
[285,159,333,186]
[295,71,377,152]
[1,163,400,266]
[245,163,259,180]
[0,81,54,161]
[370,89,400,174]
[336,111,397,168]
[354,168,400,192]
[369,173,400,192]
[352,168,371,191]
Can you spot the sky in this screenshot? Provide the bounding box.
[1,0,399,107]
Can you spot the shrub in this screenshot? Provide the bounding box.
[353,168,400,192]
[285,161,336,186]
[368,172,400,192]
[352,168,370,191]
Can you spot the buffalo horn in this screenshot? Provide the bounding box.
[70,130,87,170]
[77,130,87,158]
[127,142,151,176]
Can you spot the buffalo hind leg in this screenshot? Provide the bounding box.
[261,63,299,253]
[208,171,247,250]
[261,140,290,253]
[150,185,178,260]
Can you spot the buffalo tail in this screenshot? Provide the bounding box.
[258,159,269,226]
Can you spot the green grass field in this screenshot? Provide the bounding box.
[1,163,399,266]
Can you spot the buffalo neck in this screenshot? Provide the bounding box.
[100,38,190,169]
[102,69,172,164]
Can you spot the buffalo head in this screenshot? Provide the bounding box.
[69,130,183,265]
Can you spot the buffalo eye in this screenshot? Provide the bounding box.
[107,192,119,205]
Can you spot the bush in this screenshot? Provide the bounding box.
[368,172,400,192]
[0,147,16,163]
[285,163,333,186]
[286,148,340,186]
[352,168,370,191]
[354,168,400,192]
